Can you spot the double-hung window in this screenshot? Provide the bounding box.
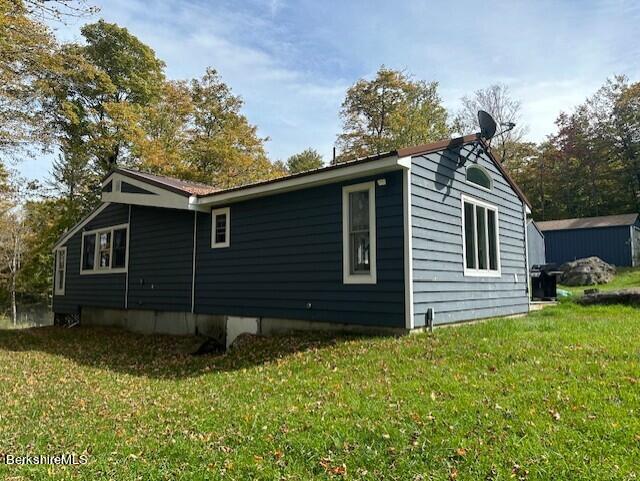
[81,224,128,274]
[462,195,500,276]
[54,247,67,295]
[343,181,376,284]
[211,207,230,248]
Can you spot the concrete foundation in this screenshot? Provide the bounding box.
[81,307,225,341]
[80,307,407,348]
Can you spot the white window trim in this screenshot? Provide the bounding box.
[466,164,493,192]
[211,207,230,248]
[80,223,129,275]
[343,181,377,284]
[461,194,501,277]
[54,247,67,295]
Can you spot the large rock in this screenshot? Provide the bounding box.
[559,256,616,286]
[578,288,640,306]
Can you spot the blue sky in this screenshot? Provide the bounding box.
[21,0,640,180]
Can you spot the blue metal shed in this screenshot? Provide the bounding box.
[537,213,640,267]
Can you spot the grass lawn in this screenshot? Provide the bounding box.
[560,267,640,296]
[0,303,639,480]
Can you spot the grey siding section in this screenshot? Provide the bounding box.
[127,206,194,311]
[543,226,632,266]
[52,203,129,314]
[527,221,546,266]
[411,149,529,326]
[195,171,405,327]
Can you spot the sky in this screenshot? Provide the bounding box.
[19,0,640,180]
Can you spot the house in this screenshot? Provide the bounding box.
[51,134,532,343]
[538,213,640,267]
[526,220,546,266]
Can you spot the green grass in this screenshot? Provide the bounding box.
[1,303,639,480]
[560,267,640,296]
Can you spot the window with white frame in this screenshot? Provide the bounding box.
[461,195,500,276]
[81,224,128,274]
[343,181,376,284]
[54,247,67,295]
[211,207,230,248]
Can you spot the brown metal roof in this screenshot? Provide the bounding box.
[537,213,639,231]
[108,133,531,208]
[115,168,220,196]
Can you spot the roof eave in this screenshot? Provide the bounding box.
[196,153,410,207]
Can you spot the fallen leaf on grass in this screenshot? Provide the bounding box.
[548,410,561,421]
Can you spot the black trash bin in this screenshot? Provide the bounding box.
[530,264,563,301]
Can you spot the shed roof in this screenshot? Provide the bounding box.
[537,213,639,231]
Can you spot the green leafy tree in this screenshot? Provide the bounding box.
[336,66,449,161]
[285,148,324,173]
[510,76,640,220]
[0,0,58,159]
[184,68,283,188]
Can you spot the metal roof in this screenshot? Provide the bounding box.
[537,213,639,231]
[110,134,531,208]
[115,168,220,196]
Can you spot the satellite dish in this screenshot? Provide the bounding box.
[478,110,497,140]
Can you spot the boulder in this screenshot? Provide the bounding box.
[559,256,615,286]
[577,288,640,306]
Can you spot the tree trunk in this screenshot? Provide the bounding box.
[11,235,18,326]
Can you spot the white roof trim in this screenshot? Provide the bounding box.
[101,172,209,212]
[196,154,409,207]
[52,202,111,251]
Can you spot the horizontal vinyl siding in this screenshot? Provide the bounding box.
[126,206,194,311]
[52,203,129,314]
[543,226,632,267]
[411,149,529,326]
[195,171,405,327]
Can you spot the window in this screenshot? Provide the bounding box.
[343,182,376,284]
[466,165,492,190]
[113,228,127,268]
[211,207,230,248]
[461,195,500,276]
[54,247,67,295]
[97,230,111,269]
[81,224,128,274]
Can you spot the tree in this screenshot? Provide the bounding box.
[454,84,527,166]
[75,19,166,171]
[0,0,58,159]
[184,68,282,188]
[336,66,449,161]
[0,0,97,160]
[509,76,640,221]
[284,148,324,173]
[133,81,194,178]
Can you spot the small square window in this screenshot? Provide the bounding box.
[211,207,230,248]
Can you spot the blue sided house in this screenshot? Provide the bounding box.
[51,134,533,343]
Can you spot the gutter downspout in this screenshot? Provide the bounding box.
[523,205,530,308]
